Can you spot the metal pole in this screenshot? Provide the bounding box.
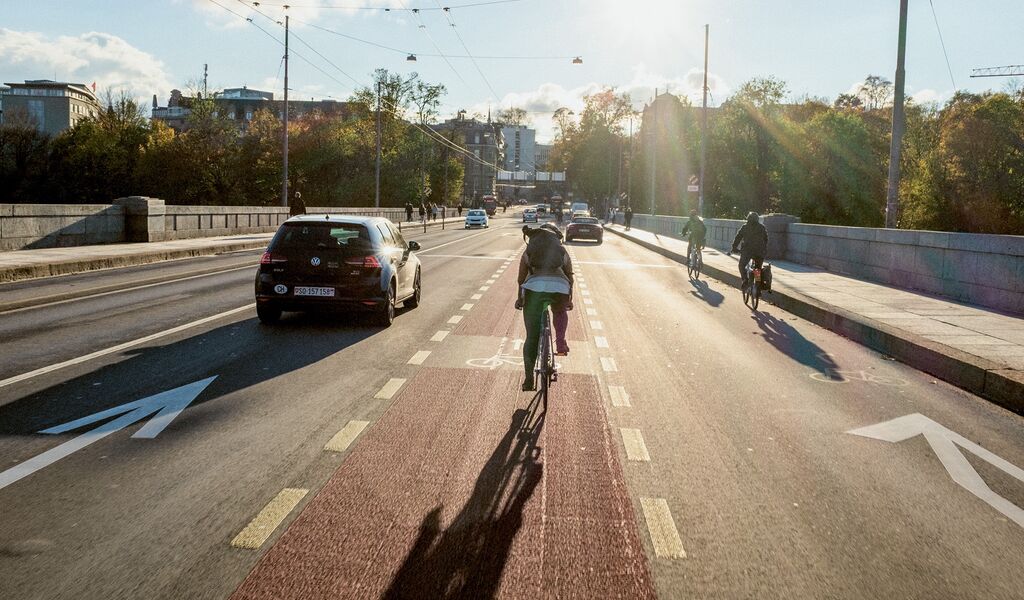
[885,0,909,228]
[699,24,709,217]
[649,89,657,215]
[627,118,633,206]
[281,15,289,208]
[375,80,382,208]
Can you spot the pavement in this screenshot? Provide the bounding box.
[0,211,1022,599]
[0,215,467,285]
[606,223,1024,414]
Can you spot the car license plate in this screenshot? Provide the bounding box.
[294,286,335,297]
[578,227,591,233]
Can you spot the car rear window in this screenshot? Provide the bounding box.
[572,218,599,224]
[468,210,485,216]
[271,223,372,252]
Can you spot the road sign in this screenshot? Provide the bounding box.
[0,377,217,491]
[848,413,1024,528]
[687,185,700,192]
[689,175,698,185]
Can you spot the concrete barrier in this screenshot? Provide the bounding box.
[0,204,125,250]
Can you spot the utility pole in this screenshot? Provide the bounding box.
[281,14,290,208]
[375,80,382,208]
[626,117,633,205]
[649,88,657,215]
[699,24,709,217]
[885,0,908,228]
[203,63,208,99]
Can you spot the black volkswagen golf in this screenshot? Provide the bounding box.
[255,215,422,326]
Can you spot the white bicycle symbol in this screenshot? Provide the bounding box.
[467,353,525,370]
[810,369,909,386]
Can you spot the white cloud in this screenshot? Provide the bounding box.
[0,28,175,104]
[909,88,951,106]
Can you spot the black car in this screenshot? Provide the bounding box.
[565,216,603,243]
[255,215,422,326]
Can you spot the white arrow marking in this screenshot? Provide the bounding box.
[848,413,1024,528]
[0,377,216,491]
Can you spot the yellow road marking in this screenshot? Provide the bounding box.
[640,498,686,558]
[324,420,369,452]
[230,488,308,550]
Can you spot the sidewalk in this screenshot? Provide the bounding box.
[0,215,467,284]
[606,224,1024,413]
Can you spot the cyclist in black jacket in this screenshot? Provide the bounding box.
[680,209,706,265]
[731,212,768,288]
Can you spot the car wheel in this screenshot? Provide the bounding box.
[405,269,421,309]
[256,303,281,324]
[376,283,396,326]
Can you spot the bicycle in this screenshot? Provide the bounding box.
[742,259,762,310]
[536,303,558,411]
[687,244,703,280]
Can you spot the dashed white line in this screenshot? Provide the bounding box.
[609,385,631,407]
[582,290,592,297]
[583,298,593,305]
[640,498,686,558]
[485,279,496,285]
[231,488,308,550]
[595,336,609,348]
[621,428,651,461]
[408,350,431,365]
[460,303,474,311]
[448,315,464,324]
[374,378,406,399]
[590,320,604,330]
[601,357,618,372]
[471,294,483,300]
[586,308,598,316]
[479,286,490,292]
[324,420,369,452]
[430,330,450,342]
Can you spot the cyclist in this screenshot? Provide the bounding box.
[730,212,768,289]
[680,208,706,265]
[516,223,574,391]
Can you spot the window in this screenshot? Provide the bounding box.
[389,224,406,248]
[475,133,480,144]
[272,223,371,252]
[376,224,395,247]
[27,100,44,127]
[245,111,253,121]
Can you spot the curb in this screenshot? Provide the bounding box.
[606,225,1023,415]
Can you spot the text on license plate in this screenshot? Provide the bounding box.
[294,286,335,297]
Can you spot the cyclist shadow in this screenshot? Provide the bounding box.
[689,279,724,307]
[752,311,840,375]
[383,393,545,599]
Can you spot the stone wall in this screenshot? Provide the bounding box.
[0,204,125,250]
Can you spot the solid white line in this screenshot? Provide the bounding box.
[460,303,474,311]
[595,336,609,348]
[448,315,464,324]
[609,386,631,407]
[471,294,482,300]
[416,228,496,254]
[408,350,431,365]
[0,264,255,315]
[590,320,604,330]
[430,330,450,342]
[324,420,369,453]
[601,357,618,372]
[621,428,651,461]
[231,488,309,550]
[417,254,505,261]
[0,304,253,389]
[586,308,598,316]
[374,378,406,399]
[640,498,686,558]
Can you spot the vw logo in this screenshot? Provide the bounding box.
[273,284,288,294]
[310,257,321,266]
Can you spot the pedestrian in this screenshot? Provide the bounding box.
[418,202,426,223]
[624,205,634,230]
[405,202,413,222]
[457,204,463,217]
[289,191,306,216]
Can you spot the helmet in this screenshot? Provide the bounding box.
[540,223,563,239]
[747,211,760,225]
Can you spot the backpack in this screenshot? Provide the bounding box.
[761,263,773,293]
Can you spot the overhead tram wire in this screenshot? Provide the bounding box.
[928,0,958,90]
[208,0,504,172]
[433,0,500,101]
[400,0,469,88]
[253,0,525,11]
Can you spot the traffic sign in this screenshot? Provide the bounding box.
[689,175,698,185]
[687,185,700,192]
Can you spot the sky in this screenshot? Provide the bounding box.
[2,0,1023,142]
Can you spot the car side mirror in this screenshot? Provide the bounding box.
[407,241,421,252]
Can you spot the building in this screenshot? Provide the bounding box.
[0,80,101,136]
[151,86,354,133]
[500,125,536,172]
[534,143,553,171]
[431,112,504,206]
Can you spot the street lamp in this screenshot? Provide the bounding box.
[406,54,418,62]
[572,56,583,64]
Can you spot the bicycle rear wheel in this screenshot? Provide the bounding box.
[537,305,555,410]
[751,283,760,310]
[694,252,703,279]
[686,253,695,279]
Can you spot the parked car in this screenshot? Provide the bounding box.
[465,209,489,229]
[254,215,421,326]
[522,208,538,223]
[565,216,603,243]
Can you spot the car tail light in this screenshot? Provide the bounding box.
[260,252,287,264]
[345,255,381,268]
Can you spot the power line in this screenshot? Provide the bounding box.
[433,1,500,101]
[253,0,525,10]
[400,0,469,88]
[928,0,957,90]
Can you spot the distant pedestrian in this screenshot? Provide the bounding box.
[289,191,306,216]
[405,202,414,222]
[457,204,463,217]
[418,203,426,223]
[624,205,634,230]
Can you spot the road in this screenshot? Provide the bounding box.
[0,211,1021,599]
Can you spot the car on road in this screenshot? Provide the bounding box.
[465,209,489,229]
[570,201,589,215]
[565,216,603,243]
[522,207,538,223]
[535,203,550,216]
[255,215,421,326]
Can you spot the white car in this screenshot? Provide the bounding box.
[465,209,489,229]
[522,208,538,223]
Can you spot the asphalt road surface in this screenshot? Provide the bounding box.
[0,211,1021,599]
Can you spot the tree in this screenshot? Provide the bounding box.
[0,109,50,203]
[858,75,893,111]
[834,93,863,111]
[497,107,530,127]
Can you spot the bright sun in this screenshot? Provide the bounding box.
[599,0,690,42]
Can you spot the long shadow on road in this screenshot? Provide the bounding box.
[753,310,840,375]
[689,278,724,307]
[384,393,545,599]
